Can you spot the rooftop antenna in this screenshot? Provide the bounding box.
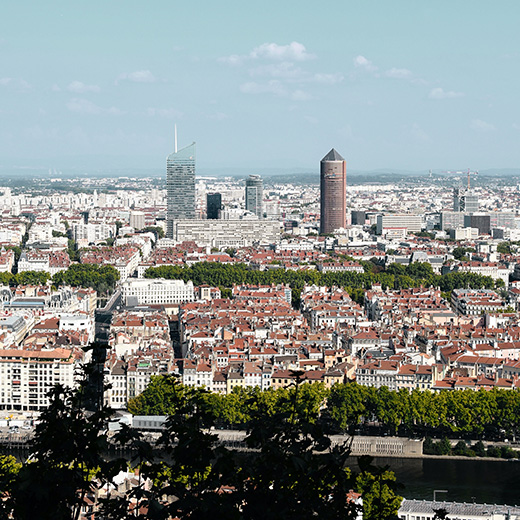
[174,124,178,153]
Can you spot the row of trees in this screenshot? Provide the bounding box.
[424,438,520,459]
[53,263,120,295]
[129,378,520,440]
[0,372,402,520]
[0,263,120,295]
[144,262,501,307]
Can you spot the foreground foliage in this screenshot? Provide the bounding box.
[0,373,402,520]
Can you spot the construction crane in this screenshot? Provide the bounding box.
[443,169,478,190]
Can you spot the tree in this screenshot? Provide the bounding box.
[328,383,367,433]
[386,263,406,276]
[233,373,364,520]
[437,438,452,456]
[5,376,118,519]
[356,457,402,520]
[52,263,120,295]
[497,242,511,255]
[141,226,165,240]
[0,455,21,517]
[472,440,486,457]
[452,247,474,260]
[14,270,50,286]
[452,440,472,456]
[67,238,80,262]
[127,374,188,415]
[2,370,406,519]
[405,262,434,279]
[0,272,13,286]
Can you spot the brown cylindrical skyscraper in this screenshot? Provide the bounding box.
[320,148,346,234]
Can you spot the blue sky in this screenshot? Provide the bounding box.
[1,1,520,172]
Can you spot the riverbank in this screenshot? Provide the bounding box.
[344,456,520,505]
[368,452,514,462]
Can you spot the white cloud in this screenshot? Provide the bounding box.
[385,68,412,79]
[66,98,124,116]
[471,118,495,132]
[219,42,339,100]
[250,42,313,61]
[67,81,100,93]
[219,41,313,65]
[353,55,377,72]
[66,98,101,115]
[0,77,31,91]
[428,87,464,99]
[117,70,156,84]
[352,58,426,84]
[51,84,61,92]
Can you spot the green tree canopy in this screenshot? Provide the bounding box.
[52,263,120,294]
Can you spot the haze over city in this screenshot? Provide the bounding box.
[2,1,520,173]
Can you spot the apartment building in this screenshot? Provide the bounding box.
[0,347,80,411]
[121,278,195,306]
[169,219,281,248]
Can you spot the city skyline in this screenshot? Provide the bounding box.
[1,2,520,172]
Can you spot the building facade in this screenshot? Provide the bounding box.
[0,347,79,411]
[169,219,281,248]
[121,278,195,306]
[245,175,263,219]
[129,211,146,230]
[376,214,423,235]
[320,149,347,234]
[166,142,196,237]
[453,187,479,212]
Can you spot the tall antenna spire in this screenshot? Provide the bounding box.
[174,124,178,153]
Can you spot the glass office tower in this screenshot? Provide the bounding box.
[166,142,196,238]
[206,193,222,219]
[245,174,263,219]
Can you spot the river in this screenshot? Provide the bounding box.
[346,456,520,506]
[5,445,520,505]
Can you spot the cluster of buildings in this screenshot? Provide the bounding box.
[98,268,520,410]
[4,139,520,421]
